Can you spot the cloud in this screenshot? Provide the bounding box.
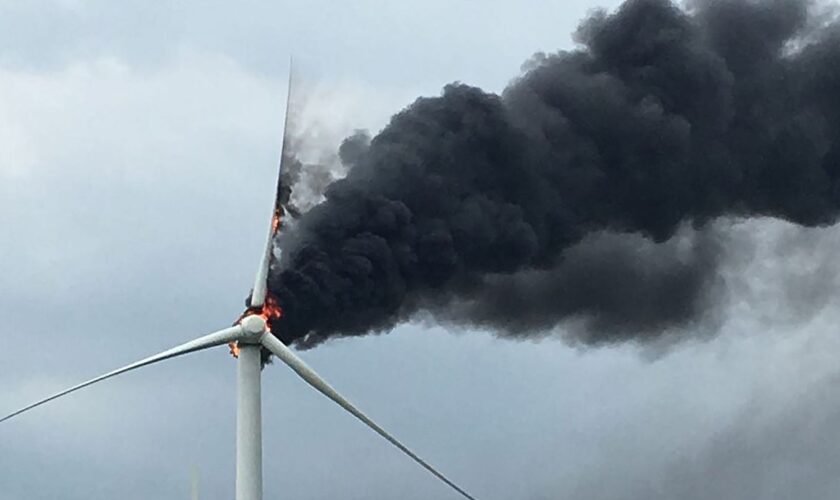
[0,0,625,90]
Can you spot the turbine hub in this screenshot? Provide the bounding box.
[240,315,267,339]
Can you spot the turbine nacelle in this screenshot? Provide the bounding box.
[239,315,268,341]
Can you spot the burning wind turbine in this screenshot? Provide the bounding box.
[0,69,477,500]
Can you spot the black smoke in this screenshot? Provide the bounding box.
[267,0,840,347]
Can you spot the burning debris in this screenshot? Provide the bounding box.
[264,0,840,349]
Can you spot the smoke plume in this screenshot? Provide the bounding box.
[267,0,840,347]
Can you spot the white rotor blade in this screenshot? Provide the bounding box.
[261,334,477,500]
[1,325,245,424]
[251,61,294,308]
[251,226,274,309]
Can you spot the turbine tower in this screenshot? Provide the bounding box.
[1,69,477,500]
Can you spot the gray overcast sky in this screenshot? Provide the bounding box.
[3,1,840,499]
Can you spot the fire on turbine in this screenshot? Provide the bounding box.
[230,191,290,358]
[230,295,284,358]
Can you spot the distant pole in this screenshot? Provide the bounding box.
[190,465,199,500]
[236,344,263,500]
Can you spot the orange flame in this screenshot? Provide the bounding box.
[257,294,284,326]
[271,209,282,234]
[228,342,241,358]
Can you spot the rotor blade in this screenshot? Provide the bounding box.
[251,59,294,308]
[261,334,477,500]
[1,325,245,424]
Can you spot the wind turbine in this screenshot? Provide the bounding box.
[1,71,477,500]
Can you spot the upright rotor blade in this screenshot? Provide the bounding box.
[261,334,477,500]
[251,60,294,308]
[1,325,245,424]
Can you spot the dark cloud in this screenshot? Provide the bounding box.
[567,365,840,500]
[437,226,726,344]
[268,0,840,348]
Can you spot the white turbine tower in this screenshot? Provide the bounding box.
[0,72,477,500]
